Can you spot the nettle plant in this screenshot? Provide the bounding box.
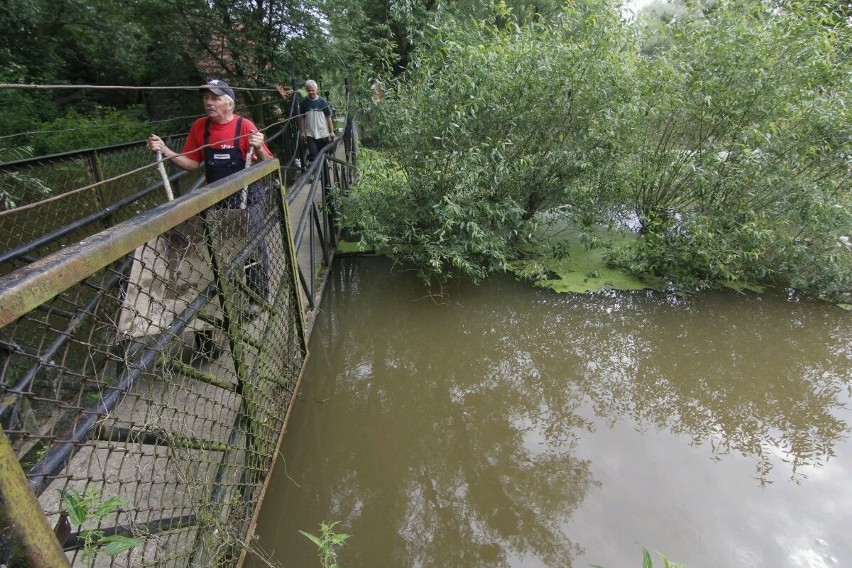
[299,521,351,568]
[60,488,142,562]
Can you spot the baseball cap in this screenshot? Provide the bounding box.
[200,79,235,100]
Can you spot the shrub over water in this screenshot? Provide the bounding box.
[345,1,851,300]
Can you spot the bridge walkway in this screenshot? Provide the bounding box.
[0,110,357,566]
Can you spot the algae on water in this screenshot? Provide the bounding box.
[511,223,656,294]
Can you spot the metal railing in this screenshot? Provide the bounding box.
[1,136,192,271]
[0,112,302,276]
[285,115,357,334]
[0,106,358,565]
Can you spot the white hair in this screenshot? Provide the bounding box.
[223,95,235,109]
[305,79,318,90]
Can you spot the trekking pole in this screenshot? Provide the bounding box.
[239,148,255,210]
[155,151,174,201]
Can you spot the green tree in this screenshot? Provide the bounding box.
[0,0,179,154]
[343,1,636,284]
[608,0,852,298]
[320,0,569,91]
[147,0,328,125]
[345,0,851,299]
[0,0,62,155]
[0,0,334,154]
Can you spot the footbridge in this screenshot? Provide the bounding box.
[0,89,358,566]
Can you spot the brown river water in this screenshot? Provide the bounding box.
[246,256,852,568]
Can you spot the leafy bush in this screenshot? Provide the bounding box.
[346,0,851,298]
[607,1,852,297]
[345,1,636,284]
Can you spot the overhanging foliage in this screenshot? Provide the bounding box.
[345,0,852,300]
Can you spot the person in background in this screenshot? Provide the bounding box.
[146,79,274,303]
[299,79,335,164]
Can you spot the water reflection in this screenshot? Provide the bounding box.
[249,257,852,568]
[563,289,851,485]
[275,262,598,566]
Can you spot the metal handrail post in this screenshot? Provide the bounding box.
[0,430,70,567]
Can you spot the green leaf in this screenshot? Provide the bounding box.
[100,535,143,556]
[61,489,87,527]
[299,530,325,549]
[95,496,126,518]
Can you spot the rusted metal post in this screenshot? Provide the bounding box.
[84,150,110,226]
[0,430,70,567]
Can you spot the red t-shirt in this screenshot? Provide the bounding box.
[181,115,273,163]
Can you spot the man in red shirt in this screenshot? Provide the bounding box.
[147,79,274,302]
[147,79,273,184]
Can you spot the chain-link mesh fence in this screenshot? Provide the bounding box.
[0,156,312,567]
[0,115,300,279]
[0,136,198,274]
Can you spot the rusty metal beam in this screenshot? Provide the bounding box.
[0,429,70,567]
